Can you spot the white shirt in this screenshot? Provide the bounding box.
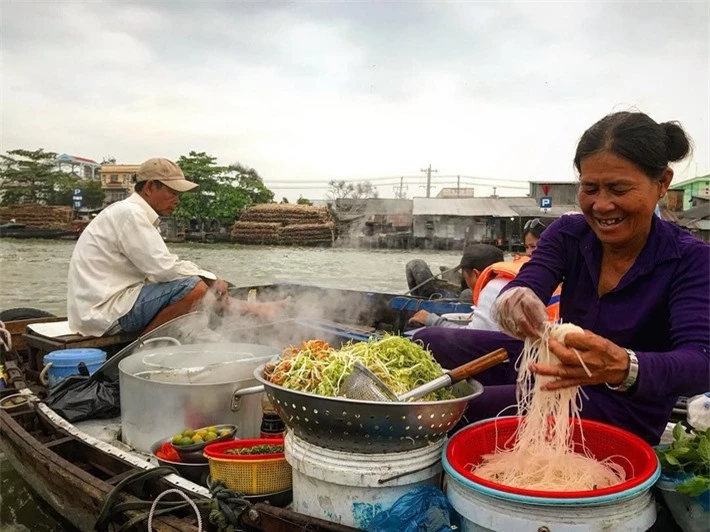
[466,277,509,331]
[67,193,215,336]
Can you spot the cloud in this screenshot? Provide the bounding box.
[1,1,707,200]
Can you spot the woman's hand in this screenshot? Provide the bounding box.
[531,330,630,391]
[492,287,547,339]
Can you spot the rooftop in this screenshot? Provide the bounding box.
[670,174,710,190]
[413,197,532,217]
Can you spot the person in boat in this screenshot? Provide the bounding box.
[408,244,503,328]
[522,218,545,256]
[414,111,710,445]
[409,226,562,331]
[67,157,285,337]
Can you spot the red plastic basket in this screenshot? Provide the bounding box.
[446,417,659,499]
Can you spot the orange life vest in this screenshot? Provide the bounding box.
[473,256,561,321]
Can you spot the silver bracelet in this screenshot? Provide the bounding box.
[606,349,638,392]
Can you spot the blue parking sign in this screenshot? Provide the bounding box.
[73,188,82,196]
[540,197,552,209]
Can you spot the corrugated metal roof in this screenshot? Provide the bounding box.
[412,197,534,217]
[336,198,412,215]
[678,204,710,220]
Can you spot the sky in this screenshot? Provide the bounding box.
[1,1,708,201]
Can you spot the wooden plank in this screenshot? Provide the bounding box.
[22,331,137,353]
[0,408,198,531]
[241,504,360,532]
[45,435,75,449]
[6,316,63,352]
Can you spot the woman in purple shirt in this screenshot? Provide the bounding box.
[414,111,710,445]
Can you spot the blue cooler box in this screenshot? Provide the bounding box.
[43,348,107,388]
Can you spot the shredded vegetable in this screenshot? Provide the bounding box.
[264,335,455,401]
[224,445,284,455]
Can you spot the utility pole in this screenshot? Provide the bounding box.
[420,164,438,198]
[393,176,408,199]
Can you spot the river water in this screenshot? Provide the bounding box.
[0,239,461,531]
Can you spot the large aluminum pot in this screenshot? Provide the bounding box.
[119,342,278,452]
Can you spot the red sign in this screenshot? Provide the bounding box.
[542,184,551,195]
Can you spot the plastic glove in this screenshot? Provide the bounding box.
[492,286,547,339]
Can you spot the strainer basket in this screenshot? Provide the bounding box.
[253,363,484,453]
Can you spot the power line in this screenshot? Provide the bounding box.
[262,174,530,185]
[267,182,528,191]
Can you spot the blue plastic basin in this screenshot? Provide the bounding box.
[43,348,107,388]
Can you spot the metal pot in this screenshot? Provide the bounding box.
[119,342,278,453]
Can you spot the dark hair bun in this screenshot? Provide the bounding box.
[661,121,692,162]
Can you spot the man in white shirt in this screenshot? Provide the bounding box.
[67,158,280,336]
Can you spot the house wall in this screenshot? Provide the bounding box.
[682,180,710,209]
[100,165,139,205]
[413,216,493,243]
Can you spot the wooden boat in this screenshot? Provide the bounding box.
[0,283,465,532]
[0,283,686,531]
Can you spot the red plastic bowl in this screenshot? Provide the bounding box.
[204,438,285,460]
[446,417,659,499]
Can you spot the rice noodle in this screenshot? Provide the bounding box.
[471,322,627,491]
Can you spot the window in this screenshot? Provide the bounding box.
[110,174,119,183]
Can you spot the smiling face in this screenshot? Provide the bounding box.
[578,151,673,252]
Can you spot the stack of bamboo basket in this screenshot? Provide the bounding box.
[0,204,74,230]
[231,204,334,246]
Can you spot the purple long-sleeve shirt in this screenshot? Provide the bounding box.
[415,214,709,444]
[509,214,710,443]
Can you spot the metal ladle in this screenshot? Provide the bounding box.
[342,348,508,402]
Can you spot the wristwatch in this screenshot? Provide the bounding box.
[606,349,639,392]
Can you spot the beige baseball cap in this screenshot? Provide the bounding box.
[136,158,198,192]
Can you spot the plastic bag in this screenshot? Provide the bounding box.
[366,485,460,532]
[44,363,120,423]
[688,392,710,431]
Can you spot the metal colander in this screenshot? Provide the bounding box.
[253,364,483,453]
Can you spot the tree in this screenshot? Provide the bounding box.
[52,179,105,208]
[327,179,379,200]
[172,151,274,224]
[0,148,105,206]
[297,195,312,205]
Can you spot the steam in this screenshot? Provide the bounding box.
[121,284,388,357]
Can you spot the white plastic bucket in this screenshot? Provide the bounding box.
[445,473,657,532]
[285,432,443,530]
[656,477,709,532]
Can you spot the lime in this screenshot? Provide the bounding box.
[179,437,192,446]
[219,429,231,437]
[207,426,217,433]
[171,434,182,444]
[191,436,204,444]
[182,429,195,438]
[204,432,218,442]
